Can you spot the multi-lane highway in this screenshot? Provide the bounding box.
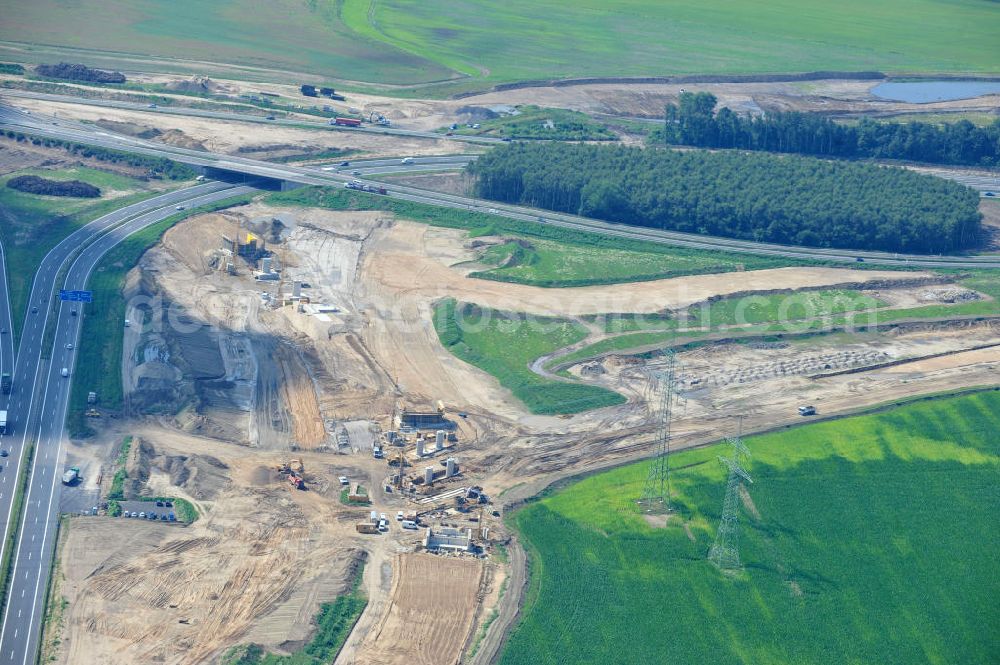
[318,154,477,177]
[0,182,252,664]
[0,89,503,145]
[3,101,999,269]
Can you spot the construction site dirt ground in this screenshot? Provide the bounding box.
[44,200,1000,665]
[343,553,486,665]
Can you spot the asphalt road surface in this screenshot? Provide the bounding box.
[3,102,998,270]
[0,183,251,664]
[0,89,503,145]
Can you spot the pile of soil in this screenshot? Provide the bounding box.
[165,75,220,95]
[35,62,124,84]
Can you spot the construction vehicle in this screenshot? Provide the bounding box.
[356,522,379,534]
[345,181,387,195]
[1,373,10,394]
[393,450,406,489]
[332,117,362,127]
[276,459,306,490]
[85,408,101,418]
[61,466,80,485]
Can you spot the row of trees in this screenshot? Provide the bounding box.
[663,92,1000,167]
[467,143,982,254]
[3,131,196,180]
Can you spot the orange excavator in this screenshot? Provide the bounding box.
[277,459,306,490]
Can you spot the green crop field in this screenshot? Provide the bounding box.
[3,1,998,90]
[501,390,1000,665]
[0,166,168,340]
[349,0,1000,84]
[0,0,451,86]
[433,299,624,414]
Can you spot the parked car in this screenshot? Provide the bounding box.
[131,512,138,518]
[156,500,164,507]
[396,511,404,521]
[138,512,146,519]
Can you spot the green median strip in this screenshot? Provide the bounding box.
[0,440,34,615]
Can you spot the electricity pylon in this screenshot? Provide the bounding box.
[708,454,753,570]
[639,352,676,512]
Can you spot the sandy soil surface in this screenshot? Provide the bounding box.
[53,429,365,665]
[349,553,485,665]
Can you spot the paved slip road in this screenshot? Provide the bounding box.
[3,101,998,270]
[0,183,252,664]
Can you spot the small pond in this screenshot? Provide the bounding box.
[871,80,1000,103]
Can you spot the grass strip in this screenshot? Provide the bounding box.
[0,440,34,615]
[433,299,624,414]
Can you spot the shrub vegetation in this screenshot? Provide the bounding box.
[6,175,100,198]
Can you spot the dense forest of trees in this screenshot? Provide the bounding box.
[663,92,1000,167]
[467,143,982,254]
[6,175,100,197]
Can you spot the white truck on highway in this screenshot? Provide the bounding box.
[0,410,7,434]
